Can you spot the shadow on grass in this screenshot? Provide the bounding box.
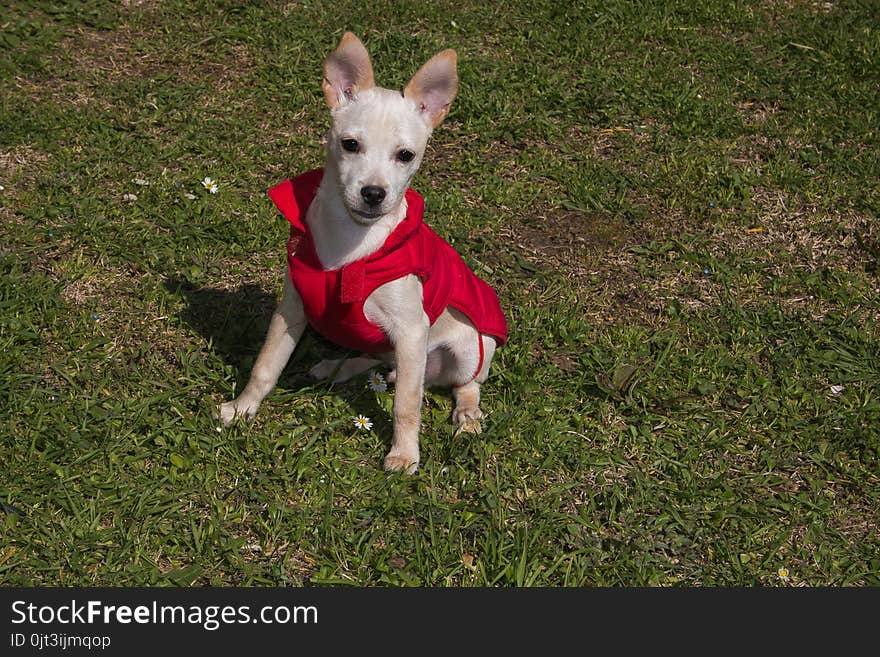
[163,276,451,457]
[164,277,277,371]
[162,276,354,392]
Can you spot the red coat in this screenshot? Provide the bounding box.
[268,168,508,355]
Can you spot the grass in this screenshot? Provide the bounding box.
[1,0,878,586]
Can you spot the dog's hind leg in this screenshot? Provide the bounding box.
[452,380,483,428]
[421,307,498,432]
[309,356,382,383]
[450,334,496,432]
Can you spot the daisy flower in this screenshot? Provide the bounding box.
[353,415,373,431]
[777,567,790,582]
[367,370,387,393]
[202,176,218,194]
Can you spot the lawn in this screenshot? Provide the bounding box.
[1,0,878,586]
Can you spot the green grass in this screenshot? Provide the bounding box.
[1,0,878,586]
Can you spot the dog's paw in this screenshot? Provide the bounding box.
[455,419,482,435]
[383,451,419,475]
[309,359,341,381]
[452,405,483,428]
[216,400,258,426]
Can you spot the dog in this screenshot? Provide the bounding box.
[218,32,507,474]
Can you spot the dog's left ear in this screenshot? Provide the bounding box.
[323,32,375,110]
[404,49,458,128]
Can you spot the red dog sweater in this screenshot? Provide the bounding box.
[268,168,508,356]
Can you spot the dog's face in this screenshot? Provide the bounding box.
[326,88,431,224]
[321,33,457,225]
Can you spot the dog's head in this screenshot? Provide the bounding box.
[320,32,457,225]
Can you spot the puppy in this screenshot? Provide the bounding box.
[219,32,507,474]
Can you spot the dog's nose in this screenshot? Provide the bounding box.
[360,185,386,207]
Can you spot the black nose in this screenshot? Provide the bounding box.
[360,185,386,207]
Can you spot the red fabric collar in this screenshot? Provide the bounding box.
[268,168,321,252]
[268,168,426,303]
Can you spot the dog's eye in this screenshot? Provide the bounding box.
[397,149,415,163]
[341,139,359,153]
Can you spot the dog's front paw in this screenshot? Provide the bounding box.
[216,399,259,426]
[383,451,419,475]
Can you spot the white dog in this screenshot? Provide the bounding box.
[219,32,507,473]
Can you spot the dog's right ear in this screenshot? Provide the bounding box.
[404,49,458,128]
[323,32,375,110]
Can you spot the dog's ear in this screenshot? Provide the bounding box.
[404,49,458,128]
[323,32,375,110]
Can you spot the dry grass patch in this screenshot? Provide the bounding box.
[0,144,50,180]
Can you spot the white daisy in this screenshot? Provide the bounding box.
[352,415,373,431]
[202,176,218,194]
[368,370,387,393]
